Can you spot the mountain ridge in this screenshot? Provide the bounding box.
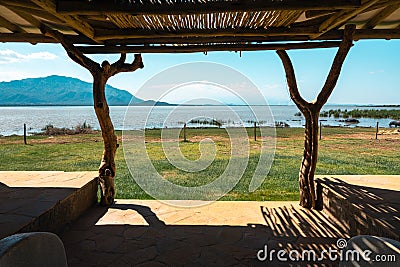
[0,75,142,106]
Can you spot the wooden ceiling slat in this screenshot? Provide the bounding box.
[363,4,400,29]
[56,0,361,16]
[29,0,98,42]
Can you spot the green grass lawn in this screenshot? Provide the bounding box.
[0,127,398,201]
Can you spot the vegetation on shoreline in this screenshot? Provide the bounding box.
[320,109,400,119]
[39,121,94,136]
[294,109,400,120]
[0,127,398,201]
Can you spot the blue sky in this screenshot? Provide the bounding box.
[0,39,399,105]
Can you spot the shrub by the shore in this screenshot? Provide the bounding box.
[40,121,95,136]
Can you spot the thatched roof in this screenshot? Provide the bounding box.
[0,0,399,53]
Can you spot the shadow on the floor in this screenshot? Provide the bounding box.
[61,203,349,266]
[0,183,76,239]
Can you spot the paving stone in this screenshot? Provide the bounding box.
[136,261,168,267]
[79,239,96,251]
[156,245,201,266]
[124,226,148,239]
[125,246,159,264]
[95,235,125,252]
[218,227,244,244]
[156,237,186,254]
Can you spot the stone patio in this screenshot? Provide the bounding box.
[1,172,399,266]
[60,200,351,266]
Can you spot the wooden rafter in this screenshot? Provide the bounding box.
[6,5,42,29]
[312,0,381,39]
[0,14,27,33]
[363,4,400,29]
[0,0,42,10]
[7,4,65,24]
[29,0,98,42]
[77,41,342,54]
[57,0,361,16]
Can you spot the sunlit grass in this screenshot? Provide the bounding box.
[0,127,398,201]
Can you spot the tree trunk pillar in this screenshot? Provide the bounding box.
[40,25,143,206]
[277,25,355,209]
[93,74,118,205]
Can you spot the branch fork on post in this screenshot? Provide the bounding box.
[41,25,144,206]
[276,24,355,209]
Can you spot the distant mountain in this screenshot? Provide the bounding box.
[0,75,143,106]
[132,100,176,106]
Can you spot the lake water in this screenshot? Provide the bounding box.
[0,105,398,136]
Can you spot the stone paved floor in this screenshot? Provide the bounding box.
[2,173,399,266]
[61,200,349,266]
[0,171,97,239]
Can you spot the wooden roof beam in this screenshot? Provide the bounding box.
[57,0,361,16]
[0,0,42,10]
[29,0,98,43]
[95,26,318,41]
[0,29,399,45]
[90,29,400,44]
[0,14,27,33]
[0,32,94,43]
[7,5,65,24]
[77,41,342,54]
[312,0,381,39]
[363,4,400,29]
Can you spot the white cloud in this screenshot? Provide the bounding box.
[369,70,384,75]
[0,49,57,64]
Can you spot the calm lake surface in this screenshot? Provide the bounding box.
[0,105,398,136]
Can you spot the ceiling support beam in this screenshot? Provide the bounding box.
[57,0,361,16]
[0,29,399,44]
[77,41,342,54]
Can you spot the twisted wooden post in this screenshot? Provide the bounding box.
[276,24,355,209]
[41,26,144,205]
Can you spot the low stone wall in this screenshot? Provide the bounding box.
[317,177,399,241]
[19,177,98,234]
